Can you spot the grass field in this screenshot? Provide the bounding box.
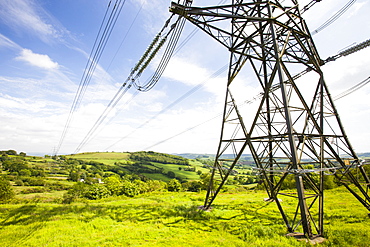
[0,187,369,246]
[67,152,205,181]
[68,152,131,166]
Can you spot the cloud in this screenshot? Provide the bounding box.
[16,48,59,69]
[0,33,21,50]
[0,0,66,43]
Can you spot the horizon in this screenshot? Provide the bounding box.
[1,0,369,155]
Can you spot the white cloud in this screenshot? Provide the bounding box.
[16,48,59,69]
[0,33,21,50]
[0,0,68,43]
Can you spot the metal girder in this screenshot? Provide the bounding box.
[170,0,370,239]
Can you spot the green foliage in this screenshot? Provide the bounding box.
[167,179,182,192]
[199,173,219,190]
[104,176,122,195]
[2,159,28,173]
[68,170,82,182]
[20,177,46,186]
[167,170,176,178]
[0,150,17,155]
[183,180,202,192]
[19,169,31,177]
[146,180,167,192]
[130,151,189,166]
[84,184,111,200]
[0,177,14,202]
[120,180,139,197]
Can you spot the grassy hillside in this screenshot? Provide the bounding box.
[1,150,370,246]
[0,188,369,246]
[68,151,210,182]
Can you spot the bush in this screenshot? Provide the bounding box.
[63,182,90,203]
[0,177,15,202]
[84,184,111,200]
[22,177,46,186]
[141,180,167,192]
[167,179,182,192]
[20,187,48,194]
[121,180,139,197]
[104,176,122,195]
[184,181,202,192]
[14,179,24,186]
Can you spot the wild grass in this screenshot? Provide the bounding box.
[0,187,369,246]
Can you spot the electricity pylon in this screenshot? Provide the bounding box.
[170,0,370,239]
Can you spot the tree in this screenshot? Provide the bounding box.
[121,180,139,197]
[84,184,111,200]
[185,180,202,192]
[68,170,81,182]
[104,176,122,195]
[146,180,167,192]
[6,150,17,155]
[167,179,182,192]
[200,173,219,190]
[0,177,15,201]
[63,182,89,203]
[19,169,32,177]
[167,171,176,178]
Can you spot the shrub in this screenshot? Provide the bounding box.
[20,187,48,194]
[84,184,111,200]
[63,182,90,203]
[104,176,122,195]
[185,181,202,192]
[14,179,24,186]
[146,180,167,192]
[167,179,182,192]
[120,180,139,197]
[0,177,15,202]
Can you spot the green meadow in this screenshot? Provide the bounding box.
[1,150,369,246]
[1,187,369,247]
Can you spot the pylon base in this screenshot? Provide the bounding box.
[286,232,326,245]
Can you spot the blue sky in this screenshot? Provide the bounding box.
[0,0,369,156]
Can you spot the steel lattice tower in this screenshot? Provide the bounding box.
[170,0,370,239]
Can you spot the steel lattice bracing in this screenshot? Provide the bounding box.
[170,0,370,239]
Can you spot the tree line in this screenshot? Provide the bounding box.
[130,151,190,166]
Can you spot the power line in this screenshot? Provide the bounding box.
[73,9,187,153]
[54,0,126,155]
[105,64,229,150]
[333,76,370,101]
[73,1,201,152]
[143,41,370,151]
[70,0,363,153]
[107,0,365,151]
[311,0,357,35]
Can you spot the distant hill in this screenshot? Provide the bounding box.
[174,153,254,160]
[67,151,209,182]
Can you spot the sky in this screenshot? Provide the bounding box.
[0,0,369,156]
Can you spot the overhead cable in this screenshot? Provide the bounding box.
[73,5,188,152]
[333,76,370,101]
[143,39,370,150]
[132,0,194,92]
[54,0,126,155]
[105,64,229,150]
[73,1,196,152]
[311,0,356,35]
[74,79,135,154]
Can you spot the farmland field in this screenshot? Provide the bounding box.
[0,187,369,247]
